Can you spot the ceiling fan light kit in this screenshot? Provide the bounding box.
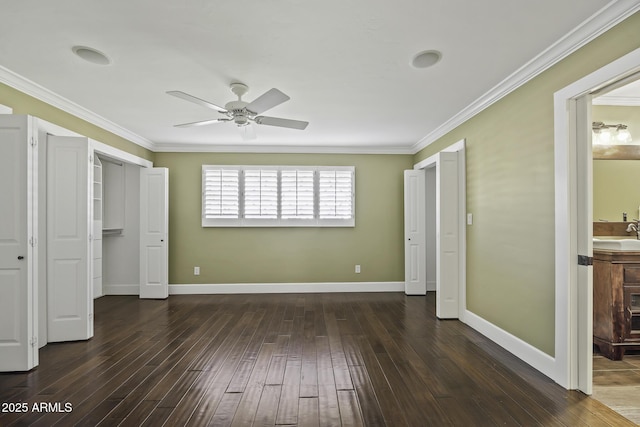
[167,83,309,137]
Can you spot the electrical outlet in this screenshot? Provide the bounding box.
[467,213,473,225]
[355,265,361,273]
[194,266,200,276]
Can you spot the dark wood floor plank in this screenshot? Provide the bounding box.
[354,335,409,427]
[336,390,364,427]
[228,344,276,425]
[316,336,335,387]
[265,355,287,386]
[0,293,636,427]
[226,306,275,393]
[209,392,242,427]
[252,384,281,426]
[341,335,364,367]
[114,399,158,426]
[348,365,385,427]
[298,397,320,427]
[276,359,302,425]
[300,333,318,398]
[183,384,227,427]
[323,311,353,391]
[318,384,341,427]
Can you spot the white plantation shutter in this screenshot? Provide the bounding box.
[244,169,278,218]
[281,170,315,219]
[202,165,354,227]
[319,170,353,220]
[202,167,240,221]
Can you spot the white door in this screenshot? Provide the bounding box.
[575,95,593,394]
[140,168,168,299]
[436,152,460,319]
[47,136,93,342]
[404,169,426,295]
[0,115,38,371]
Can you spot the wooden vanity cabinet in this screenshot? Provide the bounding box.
[593,250,640,360]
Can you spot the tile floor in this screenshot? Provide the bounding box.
[593,350,640,425]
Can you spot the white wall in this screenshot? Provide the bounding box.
[103,162,141,288]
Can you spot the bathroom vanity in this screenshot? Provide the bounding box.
[593,247,640,360]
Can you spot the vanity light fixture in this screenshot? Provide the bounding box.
[592,121,633,145]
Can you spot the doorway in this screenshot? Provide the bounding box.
[553,47,640,395]
[405,139,467,320]
[590,76,640,423]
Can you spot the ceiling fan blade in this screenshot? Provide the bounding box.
[255,116,309,130]
[246,88,290,114]
[167,90,227,113]
[174,118,229,128]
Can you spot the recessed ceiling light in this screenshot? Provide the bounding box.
[72,46,111,65]
[412,50,442,69]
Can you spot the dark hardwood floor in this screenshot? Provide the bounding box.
[0,292,633,426]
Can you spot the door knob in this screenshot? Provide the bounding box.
[17,256,24,260]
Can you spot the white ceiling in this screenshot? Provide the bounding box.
[594,79,640,106]
[0,1,635,153]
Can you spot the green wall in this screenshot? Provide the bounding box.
[154,152,412,285]
[0,83,153,161]
[594,160,640,222]
[413,12,640,356]
[593,106,640,221]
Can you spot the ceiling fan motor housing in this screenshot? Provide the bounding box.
[225,99,253,126]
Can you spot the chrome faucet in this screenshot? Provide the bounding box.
[627,220,640,239]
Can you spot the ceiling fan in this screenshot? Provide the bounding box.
[167,83,309,136]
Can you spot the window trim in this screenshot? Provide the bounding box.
[202,165,355,227]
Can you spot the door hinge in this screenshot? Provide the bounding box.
[89,154,94,163]
[29,336,37,347]
[29,236,37,247]
[30,137,37,147]
[578,255,593,266]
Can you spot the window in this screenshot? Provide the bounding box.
[202,165,355,227]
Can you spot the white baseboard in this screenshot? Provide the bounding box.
[169,281,404,295]
[463,310,557,382]
[104,284,139,295]
[103,281,404,296]
[427,280,436,292]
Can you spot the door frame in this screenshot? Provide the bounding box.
[554,47,640,390]
[413,138,467,320]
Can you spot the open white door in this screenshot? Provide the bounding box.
[574,95,593,394]
[47,136,93,342]
[404,169,426,295]
[436,151,460,319]
[0,115,38,371]
[140,168,169,299]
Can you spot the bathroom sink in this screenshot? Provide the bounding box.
[593,237,640,250]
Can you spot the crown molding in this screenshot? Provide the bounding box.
[0,65,155,150]
[152,142,414,155]
[411,0,640,154]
